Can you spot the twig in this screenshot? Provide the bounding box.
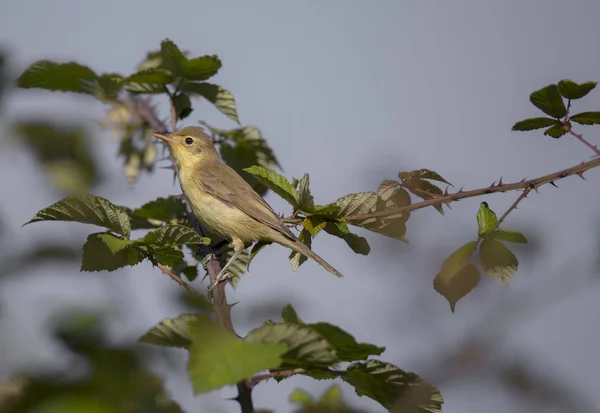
[494,186,532,231]
[249,369,306,387]
[156,263,205,297]
[564,123,600,157]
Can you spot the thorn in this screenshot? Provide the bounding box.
[550,181,559,188]
[158,164,177,171]
[458,186,464,193]
[498,177,504,186]
[533,186,540,194]
[577,171,586,180]
[490,180,497,187]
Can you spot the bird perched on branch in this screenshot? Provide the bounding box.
[152,126,343,290]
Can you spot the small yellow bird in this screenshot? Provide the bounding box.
[152,126,343,289]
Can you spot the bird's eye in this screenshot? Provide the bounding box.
[185,137,193,145]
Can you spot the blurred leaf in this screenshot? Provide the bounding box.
[178,291,213,312]
[153,247,184,267]
[17,60,97,94]
[95,73,123,102]
[479,239,518,286]
[188,315,286,394]
[123,69,172,94]
[433,263,480,312]
[323,222,370,255]
[132,196,187,224]
[569,111,600,125]
[438,241,477,280]
[307,323,384,362]
[476,202,497,236]
[298,174,316,213]
[557,79,597,100]
[398,169,451,186]
[312,204,342,217]
[357,218,407,244]
[142,142,157,170]
[511,117,560,131]
[402,179,444,214]
[543,123,568,138]
[281,304,304,324]
[183,82,239,122]
[172,94,192,120]
[24,194,131,238]
[487,230,528,243]
[220,248,250,288]
[172,260,200,282]
[182,56,221,81]
[141,224,210,247]
[342,360,443,413]
[14,122,99,193]
[81,233,143,272]
[289,229,312,271]
[529,84,567,118]
[159,39,186,77]
[244,166,299,208]
[246,322,337,368]
[303,216,326,236]
[139,314,203,349]
[290,386,359,413]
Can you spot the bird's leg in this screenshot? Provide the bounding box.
[207,238,244,293]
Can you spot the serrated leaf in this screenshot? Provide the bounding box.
[433,263,480,312]
[479,239,518,286]
[160,39,186,77]
[81,233,143,272]
[18,60,98,94]
[511,117,561,131]
[141,225,210,247]
[342,360,443,413]
[188,315,286,393]
[289,229,312,271]
[95,73,123,102]
[302,216,326,236]
[557,79,597,100]
[220,138,277,196]
[297,174,315,212]
[312,204,342,217]
[154,247,185,267]
[543,123,568,138]
[25,194,131,238]
[139,314,202,348]
[569,111,600,125]
[281,304,304,324]
[243,166,299,207]
[307,323,384,362]
[324,222,371,255]
[487,230,528,243]
[132,196,187,224]
[476,201,497,236]
[246,322,337,367]
[173,93,192,120]
[182,55,222,81]
[182,82,239,123]
[398,169,451,185]
[123,69,173,94]
[529,84,567,118]
[96,233,135,254]
[357,218,407,243]
[334,192,378,218]
[439,241,477,280]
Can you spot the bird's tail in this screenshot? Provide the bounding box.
[289,239,343,278]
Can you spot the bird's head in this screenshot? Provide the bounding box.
[152,126,219,168]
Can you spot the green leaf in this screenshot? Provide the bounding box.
[160,39,186,77]
[570,111,600,125]
[243,166,299,207]
[511,117,561,131]
[529,84,567,118]
[324,222,370,255]
[172,94,192,120]
[307,323,384,362]
[476,201,497,236]
[182,55,222,81]
[246,322,337,368]
[342,360,443,413]
[154,247,185,267]
[302,216,326,236]
[398,169,451,186]
[123,68,173,94]
[183,82,239,123]
[141,225,210,247]
[281,304,304,324]
[81,233,143,272]
[289,229,312,271]
[290,389,316,406]
[297,174,315,212]
[24,194,131,238]
[312,204,342,217]
[139,314,202,349]
[479,239,518,286]
[557,79,597,100]
[95,73,123,102]
[439,241,477,280]
[132,196,187,224]
[96,233,135,254]
[334,192,378,218]
[543,123,568,138]
[188,315,286,393]
[18,60,98,94]
[433,263,480,312]
[487,230,528,243]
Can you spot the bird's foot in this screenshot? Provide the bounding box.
[207,270,231,294]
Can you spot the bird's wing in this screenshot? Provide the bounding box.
[195,162,297,240]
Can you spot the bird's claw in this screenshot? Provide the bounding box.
[207,271,231,294]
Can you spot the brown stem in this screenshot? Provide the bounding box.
[565,124,600,157]
[156,263,204,297]
[249,369,305,386]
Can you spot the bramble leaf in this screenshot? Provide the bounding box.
[557,79,597,100]
[511,117,560,131]
[479,239,518,286]
[529,84,567,118]
[243,166,299,207]
[182,82,239,123]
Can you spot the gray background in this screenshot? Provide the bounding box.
[1,1,600,412]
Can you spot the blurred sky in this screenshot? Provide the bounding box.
[1,1,600,412]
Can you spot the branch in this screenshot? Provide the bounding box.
[248,369,305,387]
[156,263,205,298]
[564,123,600,157]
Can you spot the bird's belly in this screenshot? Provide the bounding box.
[184,190,264,243]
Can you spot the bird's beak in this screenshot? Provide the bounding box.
[152,132,173,143]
